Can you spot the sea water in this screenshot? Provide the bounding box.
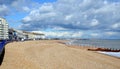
[67,39,120,49]
[66,39,120,58]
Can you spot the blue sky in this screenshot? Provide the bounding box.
[0,0,120,39]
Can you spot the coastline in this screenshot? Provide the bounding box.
[65,40,120,58]
[67,44,120,58]
[0,40,120,69]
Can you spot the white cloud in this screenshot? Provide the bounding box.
[43,31,70,38]
[0,4,9,16]
[19,0,120,38]
[65,14,73,21]
[21,0,120,30]
[39,3,54,12]
[22,6,30,12]
[23,16,31,22]
[112,23,120,29]
[71,32,83,38]
[90,19,99,26]
[32,31,83,38]
[11,0,36,12]
[53,26,68,30]
[105,32,117,36]
[91,33,99,37]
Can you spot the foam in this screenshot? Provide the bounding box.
[98,51,120,58]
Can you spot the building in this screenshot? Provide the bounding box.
[9,28,28,41]
[23,31,45,40]
[31,32,45,40]
[8,28,16,41]
[0,17,9,40]
[9,28,45,41]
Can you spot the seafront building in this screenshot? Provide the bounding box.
[0,17,9,40]
[23,31,45,40]
[9,28,45,41]
[9,28,27,41]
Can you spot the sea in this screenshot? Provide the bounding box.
[67,39,120,49]
[66,39,120,58]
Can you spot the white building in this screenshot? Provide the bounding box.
[23,31,45,40]
[9,28,28,41]
[9,29,45,41]
[0,17,9,40]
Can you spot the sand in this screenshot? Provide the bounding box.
[0,40,120,69]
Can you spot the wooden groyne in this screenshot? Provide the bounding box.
[88,48,120,52]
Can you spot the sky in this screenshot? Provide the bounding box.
[0,0,120,39]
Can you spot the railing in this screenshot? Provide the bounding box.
[0,40,7,53]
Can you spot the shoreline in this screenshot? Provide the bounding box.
[65,43,120,58]
[64,40,120,58]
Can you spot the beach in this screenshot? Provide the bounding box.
[0,40,120,69]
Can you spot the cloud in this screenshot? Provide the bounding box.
[31,30,120,39]
[21,0,120,30]
[20,0,120,38]
[0,4,9,16]
[32,30,83,38]
[103,31,120,39]
[0,0,32,16]
[90,33,99,37]
[105,32,117,35]
[111,23,120,29]
[0,0,19,16]
[11,0,34,12]
[10,0,120,38]
[22,6,30,12]
[0,0,15,5]
[0,0,37,17]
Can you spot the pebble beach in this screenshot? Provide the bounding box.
[0,40,120,69]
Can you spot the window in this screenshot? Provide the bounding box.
[0,20,2,24]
